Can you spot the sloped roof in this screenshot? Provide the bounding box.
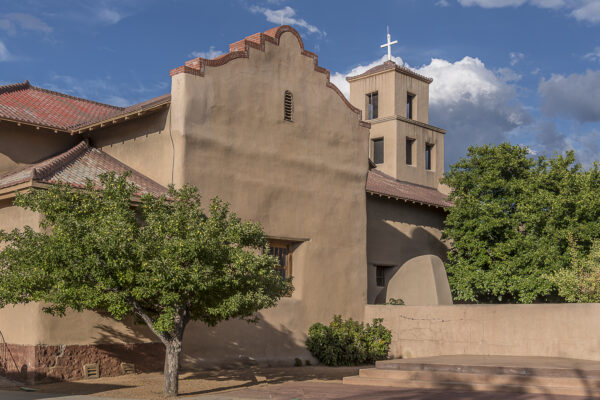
[366,169,452,208]
[0,141,168,197]
[346,60,433,84]
[0,81,170,133]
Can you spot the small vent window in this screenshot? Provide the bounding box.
[284,90,294,122]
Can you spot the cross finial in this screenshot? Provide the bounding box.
[380,26,398,62]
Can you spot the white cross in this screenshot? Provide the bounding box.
[380,26,398,61]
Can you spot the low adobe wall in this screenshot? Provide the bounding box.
[366,304,600,361]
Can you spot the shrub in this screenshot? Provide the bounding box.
[387,298,405,305]
[305,315,391,366]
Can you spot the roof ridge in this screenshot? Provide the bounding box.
[347,60,433,84]
[0,80,31,95]
[33,141,90,180]
[29,84,125,111]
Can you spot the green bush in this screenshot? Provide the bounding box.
[305,315,391,366]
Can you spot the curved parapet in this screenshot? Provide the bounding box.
[169,25,370,130]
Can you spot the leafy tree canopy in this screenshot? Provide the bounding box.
[442,143,600,303]
[0,173,292,396]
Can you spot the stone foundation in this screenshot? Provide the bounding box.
[0,342,164,382]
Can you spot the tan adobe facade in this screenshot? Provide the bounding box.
[0,26,451,381]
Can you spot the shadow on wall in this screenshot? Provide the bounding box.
[181,313,315,370]
[369,219,448,304]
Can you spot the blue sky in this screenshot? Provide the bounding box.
[1,0,600,167]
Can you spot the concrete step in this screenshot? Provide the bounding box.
[343,374,600,397]
[375,357,600,379]
[358,367,600,390]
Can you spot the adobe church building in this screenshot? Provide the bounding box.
[0,26,452,380]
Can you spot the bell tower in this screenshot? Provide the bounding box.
[347,33,446,189]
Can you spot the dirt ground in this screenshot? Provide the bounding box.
[15,366,361,399]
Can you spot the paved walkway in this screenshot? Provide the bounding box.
[0,383,590,400]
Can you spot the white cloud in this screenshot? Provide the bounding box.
[570,0,600,22]
[96,8,124,24]
[189,46,225,59]
[0,13,52,35]
[458,0,600,23]
[538,70,600,122]
[458,0,527,7]
[0,40,12,61]
[584,46,600,62]
[436,0,451,6]
[509,51,525,66]
[249,6,323,35]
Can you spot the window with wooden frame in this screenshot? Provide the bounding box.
[284,90,294,122]
[366,91,378,119]
[406,137,415,166]
[268,240,293,280]
[407,93,415,119]
[425,143,434,170]
[376,266,386,287]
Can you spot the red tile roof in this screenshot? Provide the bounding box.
[346,60,433,84]
[366,169,452,208]
[0,141,168,197]
[0,81,170,133]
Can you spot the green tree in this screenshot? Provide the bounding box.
[0,173,292,397]
[550,237,600,303]
[442,143,600,303]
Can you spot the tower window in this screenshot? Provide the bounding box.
[376,266,386,287]
[284,90,293,122]
[367,92,378,120]
[406,138,415,165]
[425,143,434,170]
[407,93,415,119]
[372,138,384,164]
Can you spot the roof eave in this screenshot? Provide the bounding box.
[366,189,452,209]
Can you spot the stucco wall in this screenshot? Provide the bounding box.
[0,125,79,175]
[171,31,370,366]
[366,304,600,361]
[366,195,448,304]
[89,109,176,188]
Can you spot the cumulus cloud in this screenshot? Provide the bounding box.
[458,0,600,23]
[0,13,52,35]
[0,40,12,61]
[538,70,600,123]
[414,57,531,164]
[570,0,600,22]
[189,46,225,59]
[331,55,531,166]
[249,6,323,35]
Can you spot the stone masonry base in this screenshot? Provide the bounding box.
[0,342,164,383]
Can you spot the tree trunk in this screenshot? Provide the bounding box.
[164,339,182,397]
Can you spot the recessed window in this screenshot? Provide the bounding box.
[406,138,415,165]
[367,92,378,120]
[407,93,415,119]
[425,143,434,170]
[372,138,384,164]
[284,90,293,122]
[376,266,386,287]
[268,240,293,280]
